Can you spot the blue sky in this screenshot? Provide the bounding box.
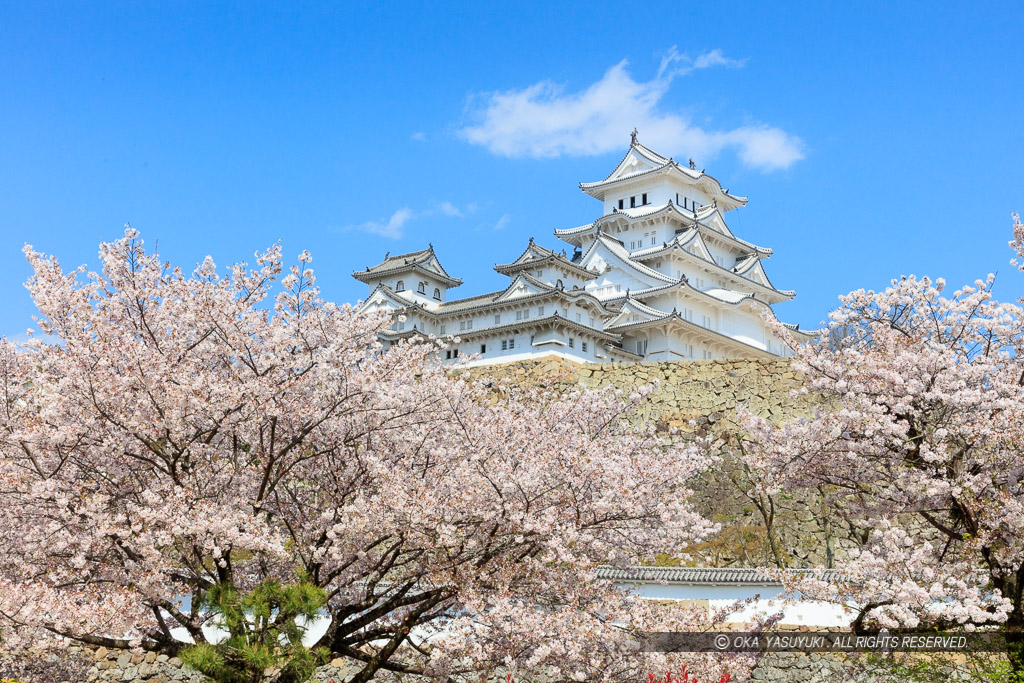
[2,1,1022,338]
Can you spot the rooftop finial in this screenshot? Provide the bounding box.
[688,157,696,170]
[385,251,390,258]
[630,128,639,145]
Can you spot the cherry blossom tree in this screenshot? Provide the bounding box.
[735,215,1024,676]
[0,231,742,682]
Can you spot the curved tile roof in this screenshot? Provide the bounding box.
[595,566,843,585]
[579,138,747,208]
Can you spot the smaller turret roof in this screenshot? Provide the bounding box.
[494,239,598,280]
[579,133,747,209]
[353,245,462,287]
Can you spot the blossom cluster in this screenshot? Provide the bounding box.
[0,231,742,681]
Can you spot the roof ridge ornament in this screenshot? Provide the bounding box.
[688,158,696,170]
[630,128,638,145]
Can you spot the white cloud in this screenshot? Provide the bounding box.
[492,214,511,231]
[340,201,474,240]
[459,47,803,172]
[411,131,427,142]
[437,201,463,217]
[345,208,414,240]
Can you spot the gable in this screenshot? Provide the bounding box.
[699,210,735,238]
[492,274,552,302]
[605,299,665,327]
[355,286,412,314]
[743,260,771,288]
[578,236,675,288]
[608,151,660,181]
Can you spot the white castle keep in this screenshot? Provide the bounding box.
[354,132,814,365]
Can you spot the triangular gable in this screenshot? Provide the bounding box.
[698,208,735,238]
[514,242,557,265]
[492,273,554,302]
[580,234,676,287]
[606,148,663,182]
[737,259,775,290]
[678,230,715,263]
[355,284,415,314]
[605,298,667,327]
[419,253,458,280]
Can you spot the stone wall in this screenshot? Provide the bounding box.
[34,645,363,683]
[466,357,814,431]
[5,645,898,682]
[468,357,846,569]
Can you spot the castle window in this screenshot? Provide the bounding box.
[459,320,473,331]
[508,338,515,349]
[417,282,426,294]
[501,340,507,351]
[569,337,575,349]
[480,344,487,353]
[395,280,405,292]
[618,199,624,210]
[582,342,588,352]
[556,279,563,288]
[494,314,501,324]
[537,305,544,315]
[440,325,446,334]
[433,288,441,300]
[630,196,636,208]
[642,193,647,205]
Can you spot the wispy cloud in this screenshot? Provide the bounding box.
[345,208,415,239]
[459,47,803,171]
[492,214,511,231]
[410,131,427,142]
[437,201,462,217]
[340,201,476,240]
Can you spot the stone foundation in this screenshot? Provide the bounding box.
[466,357,814,430]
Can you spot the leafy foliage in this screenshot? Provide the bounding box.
[181,579,328,683]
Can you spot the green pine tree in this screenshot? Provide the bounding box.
[181,579,330,683]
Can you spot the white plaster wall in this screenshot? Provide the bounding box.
[624,583,854,628]
[720,309,769,351]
